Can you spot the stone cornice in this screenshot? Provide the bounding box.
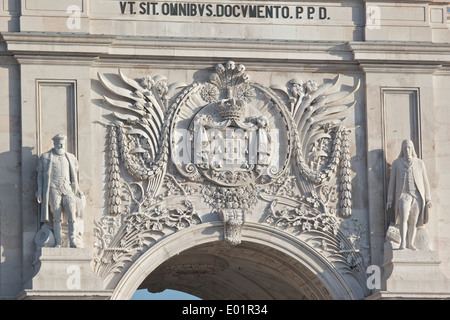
[0,32,114,65]
[349,41,450,73]
[0,32,114,64]
[0,32,355,66]
[358,62,443,74]
[1,32,450,69]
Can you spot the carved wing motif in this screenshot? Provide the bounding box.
[98,70,186,208]
[273,75,359,217]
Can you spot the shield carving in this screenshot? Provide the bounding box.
[171,63,292,188]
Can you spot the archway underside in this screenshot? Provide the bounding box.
[136,241,333,300]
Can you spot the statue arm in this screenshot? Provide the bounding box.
[72,156,81,195]
[422,160,432,206]
[72,154,79,173]
[35,156,44,203]
[387,161,396,208]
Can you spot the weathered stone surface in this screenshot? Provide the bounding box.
[0,0,449,300]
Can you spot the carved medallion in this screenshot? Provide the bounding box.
[170,61,291,189]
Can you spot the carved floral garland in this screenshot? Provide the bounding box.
[94,198,200,278]
[264,199,364,271]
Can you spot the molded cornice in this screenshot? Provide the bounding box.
[1,32,449,71]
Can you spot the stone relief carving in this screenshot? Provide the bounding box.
[386,139,432,250]
[35,134,85,248]
[260,180,368,273]
[94,61,367,285]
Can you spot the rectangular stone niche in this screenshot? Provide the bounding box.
[36,79,78,157]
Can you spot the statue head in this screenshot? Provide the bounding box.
[52,134,67,156]
[256,116,268,128]
[399,139,417,159]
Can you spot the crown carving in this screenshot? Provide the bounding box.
[215,98,246,120]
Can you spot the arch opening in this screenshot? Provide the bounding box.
[110,223,362,300]
[136,241,333,300]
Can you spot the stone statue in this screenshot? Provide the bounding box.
[387,139,432,250]
[35,134,85,248]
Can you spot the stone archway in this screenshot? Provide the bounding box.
[94,62,369,301]
[110,222,363,300]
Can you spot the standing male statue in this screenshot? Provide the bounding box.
[35,134,84,248]
[387,139,432,250]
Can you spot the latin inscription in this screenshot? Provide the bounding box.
[119,1,330,20]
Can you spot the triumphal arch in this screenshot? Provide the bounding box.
[1,0,450,300]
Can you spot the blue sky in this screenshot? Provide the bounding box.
[131,289,201,300]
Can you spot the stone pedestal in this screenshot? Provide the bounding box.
[385,223,430,251]
[18,248,112,300]
[372,242,450,299]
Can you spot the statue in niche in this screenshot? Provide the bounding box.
[35,134,85,248]
[387,139,432,250]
